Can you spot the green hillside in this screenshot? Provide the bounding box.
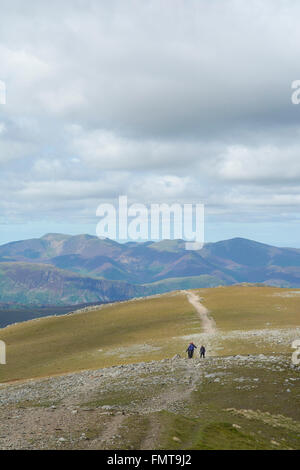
[0,293,196,382]
[0,285,299,383]
[0,262,145,307]
[144,275,226,294]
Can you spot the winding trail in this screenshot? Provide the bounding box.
[184,290,217,334]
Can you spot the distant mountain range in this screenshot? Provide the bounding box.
[0,233,300,308]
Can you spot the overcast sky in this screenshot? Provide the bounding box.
[1,0,300,246]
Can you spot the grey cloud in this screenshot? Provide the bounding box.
[0,0,300,234]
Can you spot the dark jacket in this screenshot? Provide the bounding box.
[186,343,197,352]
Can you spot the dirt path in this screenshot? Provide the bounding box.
[140,415,161,450]
[184,290,216,334]
[87,413,125,449]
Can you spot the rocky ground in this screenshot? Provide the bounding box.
[0,353,299,450]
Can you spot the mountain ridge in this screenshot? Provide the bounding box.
[1,234,300,308]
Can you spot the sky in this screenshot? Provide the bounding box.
[1,0,300,247]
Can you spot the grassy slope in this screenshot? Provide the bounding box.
[196,285,300,330]
[0,293,198,382]
[0,286,300,383]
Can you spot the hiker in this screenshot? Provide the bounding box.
[186,342,197,359]
[200,345,206,358]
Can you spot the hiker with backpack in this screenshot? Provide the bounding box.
[200,345,206,358]
[186,342,197,359]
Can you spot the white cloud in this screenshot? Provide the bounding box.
[218,145,300,182]
[68,126,207,170]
